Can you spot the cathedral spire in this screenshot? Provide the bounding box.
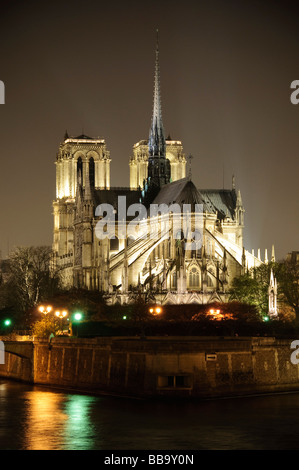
[148,29,165,158]
[144,29,170,197]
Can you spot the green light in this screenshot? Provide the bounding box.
[122,315,127,320]
[263,316,269,322]
[73,313,83,321]
[4,319,11,326]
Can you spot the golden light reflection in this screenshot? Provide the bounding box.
[23,389,98,450]
[23,391,68,450]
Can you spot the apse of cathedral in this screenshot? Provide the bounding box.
[52,33,276,309]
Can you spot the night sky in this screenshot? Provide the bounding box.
[0,0,298,261]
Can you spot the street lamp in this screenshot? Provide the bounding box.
[55,310,68,334]
[71,312,83,337]
[208,308,223,320]
[38,305,53,315]
[55,310,68,319]
[73,312,83,322]
[149,306,162,316]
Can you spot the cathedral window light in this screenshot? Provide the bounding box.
[188,267,200,289]
[171,270,177,289]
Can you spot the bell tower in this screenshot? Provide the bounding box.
[55,133,111,199]
[53,133,111,285]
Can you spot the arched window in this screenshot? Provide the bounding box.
[89,157,95,188]
[77,157,83,183]
[171,270,177,289]
[188,266,200,289]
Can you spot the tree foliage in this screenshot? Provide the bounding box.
[31,315,62,339]
[0,246,61,325]
[229,263,276,316]
[276,256,299,321]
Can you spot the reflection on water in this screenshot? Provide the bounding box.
[2,380,299,449]
[23,391,99,450]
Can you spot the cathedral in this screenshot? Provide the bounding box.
[52,34,276,309]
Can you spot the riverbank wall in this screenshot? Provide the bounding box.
[0,336,299,398]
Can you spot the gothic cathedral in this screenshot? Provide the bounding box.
[52,33,275,309]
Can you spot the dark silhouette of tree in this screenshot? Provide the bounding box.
[276,255,299,322]
[0,246,61,326]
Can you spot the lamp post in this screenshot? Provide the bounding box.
[149,306,162,316]
[71,312,83,337]
[38,305,53,315]
[55,310,68,335]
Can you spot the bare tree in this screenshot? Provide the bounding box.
[0,246,61,314]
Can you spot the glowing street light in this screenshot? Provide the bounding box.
[55,310,68,335]
[209,308,221,315]
[71,312,83,337]
[149,306,162,316]
[38,305,53,315]
[55,310,68,319]
[208,308,223,320]
[73,312,83,322]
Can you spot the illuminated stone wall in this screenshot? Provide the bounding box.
[29,337,299,398]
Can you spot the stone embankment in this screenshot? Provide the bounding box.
[0,336,298,398]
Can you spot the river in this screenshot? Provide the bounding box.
[1,380,299,450]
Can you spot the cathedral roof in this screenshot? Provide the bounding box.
[151,178,238,220]
[151,178,208,211]
[200,189,237,220]
[93,187,142,220]
[80,179,237,222]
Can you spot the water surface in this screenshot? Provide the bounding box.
[1,380,299,450]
